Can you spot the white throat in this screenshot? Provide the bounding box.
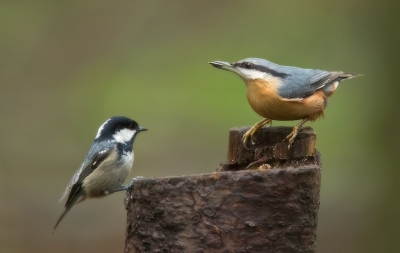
[113,129,136,143]
[238,68,269,80]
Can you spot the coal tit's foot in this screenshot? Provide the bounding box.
[108,176,144,194]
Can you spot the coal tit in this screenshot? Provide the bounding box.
[54,116,147,230]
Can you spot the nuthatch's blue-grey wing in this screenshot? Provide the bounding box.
[276,67,330,99]
[59,143,115,204]
[277,67,349,100]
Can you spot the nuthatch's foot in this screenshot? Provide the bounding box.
[285,118,309,149]
[285,126,299,148]
[242,118,271,149]
[243,127,258,148]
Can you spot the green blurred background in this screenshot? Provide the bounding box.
[1,1,399,252]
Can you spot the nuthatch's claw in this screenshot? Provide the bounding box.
[285,127,299,148]
[242,118,271,149]
[242,129,255,149]
[250,132,258,145]
[285,118,309,149]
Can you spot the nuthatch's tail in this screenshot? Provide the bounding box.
[322,72,361,96]
[339,72,362,80]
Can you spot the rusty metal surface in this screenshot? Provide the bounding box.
[125,166,321,253]
[125,126,321,253]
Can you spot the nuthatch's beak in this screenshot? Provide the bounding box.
[209,61,236,73]
[138,126,148,132]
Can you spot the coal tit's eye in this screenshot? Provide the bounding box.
[243,62,253,69]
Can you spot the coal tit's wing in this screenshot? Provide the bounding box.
[59,143,115,203]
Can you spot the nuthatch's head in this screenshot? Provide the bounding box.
[209,58,288,82]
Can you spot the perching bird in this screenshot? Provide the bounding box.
[209,58,360,148]
[54,116,147,230]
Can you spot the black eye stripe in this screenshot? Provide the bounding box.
[233,62,253,69]
[243,62,253,69]
[234,62,289,79]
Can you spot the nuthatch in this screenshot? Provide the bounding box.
[209,58,360,148]
[54,116,147,230]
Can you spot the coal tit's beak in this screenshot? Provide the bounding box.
[138,126,148,132]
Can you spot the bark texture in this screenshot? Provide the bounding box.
[125,126,321,253]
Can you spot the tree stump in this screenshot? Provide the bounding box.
[125,126,321,253]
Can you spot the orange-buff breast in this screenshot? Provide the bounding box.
[245,79,327,121]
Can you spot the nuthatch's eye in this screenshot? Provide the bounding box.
[243,62,253,69]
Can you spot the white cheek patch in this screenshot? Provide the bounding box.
[95,119,111,139]
[237,67,282,89]
[113,129,136,143]
[237,68,270,80]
